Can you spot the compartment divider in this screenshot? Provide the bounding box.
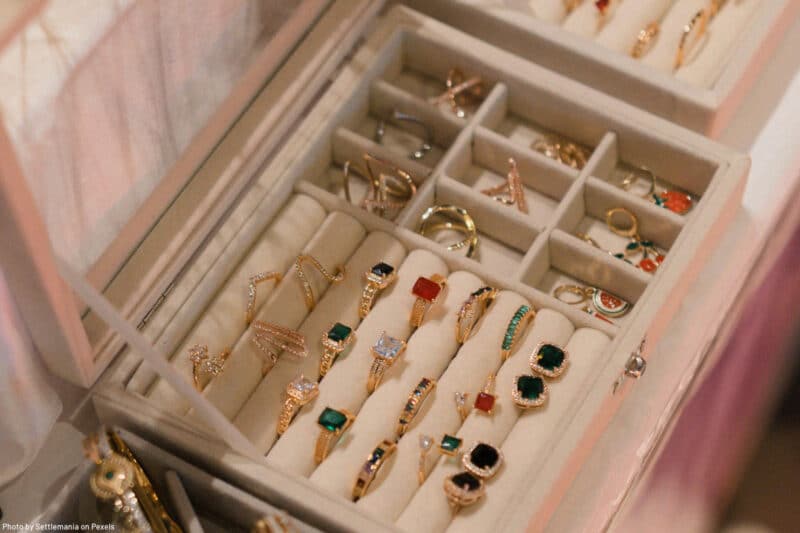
[437,175,539,252]
[584,176,686,250]
[473,126,578,199]
[295,181,617,337]
[516,130,617,283]
[331,128,433,183]
[549,229,650,304]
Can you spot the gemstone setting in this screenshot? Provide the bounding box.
[372,331,406,360]
[444,471,485,508]
[530,343,569,378]
[318,407,350,433]
[286,375,319,401]
[462,442,503,479]
[439,434,463,456]
[512,374,548,408]
[326,322,352,343]
[474,392,496,414]
[366,262,396,286]
[412,276,443,302]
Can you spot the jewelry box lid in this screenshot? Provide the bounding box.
[0,0,382,387]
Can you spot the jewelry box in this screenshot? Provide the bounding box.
[0,2,757,532]
[408,0,799,136]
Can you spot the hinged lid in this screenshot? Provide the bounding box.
[0,0,384,387]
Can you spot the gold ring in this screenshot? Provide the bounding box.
[362,153,418,218]
[418,205,479,258]
[315,407,355,464]
[605,206,640,239]
[564,0,583,14]
[250,513,292,533]
[473,373,497,415]
[418,434,434,485]
[480,158,528,214]
[367,332,407,394]
[444,471,486,512]
[500,305,535,362]
[277,375,319,436]
[512,374,549,409]
[456,286,498,343]
[250,320,308,376]
[430,68,484,118]
[462,441,504,479]
[319,322,355,380]
[631,22,659,59]
[674,8,710,70]
[410,274,448,327]
[294,254,345,311]
[396,377,437,438]
[352,439,397,501]
[553,284,590,305]
[455,392,470,422]
[530,342,570,379]
[375,109,434,160]
[359,262,397,319]
[188,344,230,391]
[531,135,589,170]
[246,271,283,325]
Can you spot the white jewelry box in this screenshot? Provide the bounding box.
[407,0,800,137]
[0,2,762,532]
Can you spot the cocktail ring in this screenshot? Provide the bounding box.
[277,375,319,436]
[315,407,355,464]
[359,262,397,318]
[410,274,448,327]
[530,342,570,379]
[367,332,407,394]
[319,322,356,380]
[188,344,230,391]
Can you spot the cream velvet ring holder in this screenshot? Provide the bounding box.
[446,327,611,533]
[191,211,366,419]
[128,194,325,395]
[596,0,674,53]
[306,270,483,495]
[146,211,365,415]
[231,230,408,450]
[358,306,570,522]
[264,249,449,466]
[562,0,617,37]
[675,0,761,87]
[394,309,574,532]
[528,0,570,23]
[641,0,710,72]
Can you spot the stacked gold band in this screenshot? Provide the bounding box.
[294,254,345,311]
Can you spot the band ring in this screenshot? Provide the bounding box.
[375,109,434,160]
[674,8,710,70]
[395,377,437,438]
[456,286,498,343]
[352,439,397,501]
[500,305,535,362]
[246,271,283,325]
[294,254,345,311]
[418,205,479,258]
[631,22,659,59]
